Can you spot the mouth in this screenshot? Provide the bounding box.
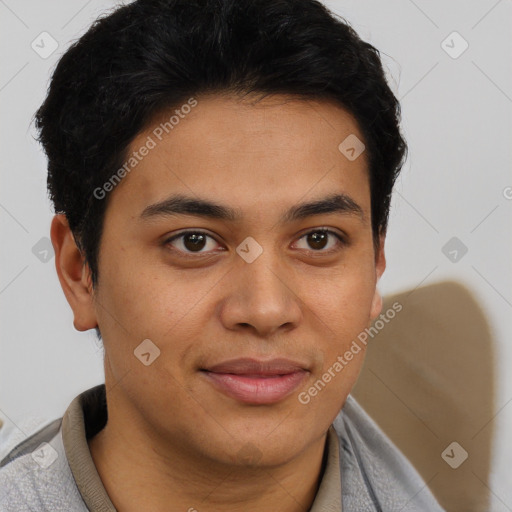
[200,358,309,405]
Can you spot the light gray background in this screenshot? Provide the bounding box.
[1,0,511,509]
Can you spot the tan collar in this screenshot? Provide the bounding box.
[62,385,341,512]
[62,386,115,512]
[310,426,342,512]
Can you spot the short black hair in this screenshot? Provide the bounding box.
[35,0,407,292]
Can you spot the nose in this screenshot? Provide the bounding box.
[218,250,303,338]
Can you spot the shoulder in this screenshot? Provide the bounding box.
[333,395,445,511]
[0,419,87,512]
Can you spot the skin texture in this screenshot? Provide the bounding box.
[50,93,386,512]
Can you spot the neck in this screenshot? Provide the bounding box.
[88,401,328,512]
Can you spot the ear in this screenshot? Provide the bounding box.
[50,214,98,331]
[369,233,386,321]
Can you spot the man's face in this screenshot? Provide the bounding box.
[82,94,385,465]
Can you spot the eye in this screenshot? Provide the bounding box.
[163,227,346,258]
[293,228,345,253]
[164,230,223,255]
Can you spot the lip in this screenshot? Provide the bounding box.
[201,358,309,405]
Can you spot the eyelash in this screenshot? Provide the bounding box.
[163,228,346,257]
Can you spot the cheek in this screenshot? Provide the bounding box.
[304,263,376,339]
[298,273,374,418]
[97,270,168,333]
[95,255,221,353]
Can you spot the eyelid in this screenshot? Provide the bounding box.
[292,227,346,253]
[163,229,223,254]
[163,227,347,257]
[295,226,346,242]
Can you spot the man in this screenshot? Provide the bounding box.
[0,0,444,510]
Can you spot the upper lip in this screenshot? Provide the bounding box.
[203,358,308,376]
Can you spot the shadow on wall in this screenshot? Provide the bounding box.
[352,281,495,512]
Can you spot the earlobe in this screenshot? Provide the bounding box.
[50,214,98,331]
[370,289,383,321]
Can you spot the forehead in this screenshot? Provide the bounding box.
[106,93,370,223]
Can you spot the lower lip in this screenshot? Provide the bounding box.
[202,371,308,404]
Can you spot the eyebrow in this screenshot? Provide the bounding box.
[139,193,365,224]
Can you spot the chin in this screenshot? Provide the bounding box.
[210,422,313,468]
